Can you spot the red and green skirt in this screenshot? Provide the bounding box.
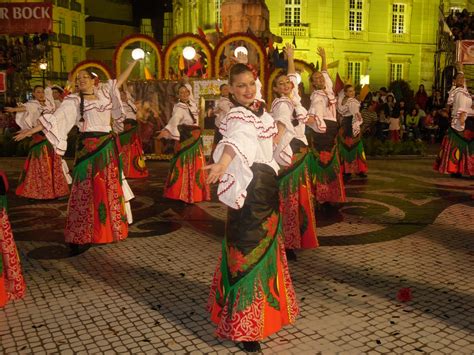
[0,195,26,307]
[338,116,368,175]
[65,132,128,245]
[119,119,149,179]
[278,143,318,250]
[434,126,474,176]
[308,120,346,203]
[208,163,298,341]
[163,126,210,203]
[16,133,69,199]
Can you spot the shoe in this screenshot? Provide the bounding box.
[285,249,297,261]
[68,243,91,256]
[358,173,367,178]
[242,341,261,353]
[450,173,462,179]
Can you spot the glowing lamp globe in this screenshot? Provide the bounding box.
[295,72,302,85]
[183,46,196,60]
[234,46,248,57]
[131,48,145,60]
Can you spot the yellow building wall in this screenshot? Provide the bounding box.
[267,0,442,92]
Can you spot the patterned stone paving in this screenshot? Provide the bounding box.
[0,157,473,354]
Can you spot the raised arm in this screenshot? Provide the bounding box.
[317,47,327,72]
[286,43,295,75]
[116,60,140,88]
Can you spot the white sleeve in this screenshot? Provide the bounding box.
[164,105,184,140]
[213,116,258,209]
[38,97,78,155]
[307,94,327,133]
[322,71,333,93]
[15,102,38,130]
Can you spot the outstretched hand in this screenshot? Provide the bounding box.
[202,163,226,184]
[317,47,326,58]
[13,129,33,141]
[285,43,294,58]
[235,52,248,64]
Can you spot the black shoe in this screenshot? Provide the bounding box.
[450,173,462,178]
[68,243,91,256]
[285,249,297,261]
[242,341,261,353]
[358,173,367,178]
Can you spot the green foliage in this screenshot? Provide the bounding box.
[389,80,414,107]
[363,137,426,156]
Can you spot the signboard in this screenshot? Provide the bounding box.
[0,2,52,35]
[456,40,474,64]
[0,71,5,93]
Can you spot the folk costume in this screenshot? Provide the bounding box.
[162,84,210,203]
[0,171,26,308]
[213,96,233,147]
[15,87,71,199]
[307,71,346,203]
[434,85,474,176]
[337,92,368,175]
[272,73,318,251]
[207,102,299,342]
[39,80,134,245]
[115,92,149,178]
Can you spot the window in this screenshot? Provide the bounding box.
[72,20,78,37]
[215,0,222,27]
[347,61,361,85]
[284,0,301,26]
[390,63,403,81]
[58,17,65,34]
[392,3,405,34]
[140,18,153,36]
[349,0,363,32]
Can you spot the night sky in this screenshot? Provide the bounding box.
[130,0,172,41]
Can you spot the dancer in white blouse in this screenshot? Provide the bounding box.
[14,60,140,255]
[5,85,70,200]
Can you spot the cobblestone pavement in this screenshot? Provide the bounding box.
[0,157,473,354]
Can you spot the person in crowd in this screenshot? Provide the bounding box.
[434,71,474,177]
[5,85,71,200]
[427,89,445,112]
[204,62,298,354]
[360,99,378,137]
[212,83,233,148]
[405,108,422,141]
[115,87,149,179]
[0,171,26,308]
[307,47,346,206]
[271,43,318,262]
[415,84,429,110]
[157,78,211,203]
[378,94,396,140]
[13,60,140,256]
[337,84,368,179]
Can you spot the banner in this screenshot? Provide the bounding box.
[0,71,5,93]
[0,2,52,35]
[456,40,474,64]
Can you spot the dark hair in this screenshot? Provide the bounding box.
[219,83,228,91]
[344,84,353,92]
[229,63,253,85]
[79,91,85,122]
[33,85,44,91]
[272,70,288,88]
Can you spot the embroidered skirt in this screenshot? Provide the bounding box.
[119,119,149,179]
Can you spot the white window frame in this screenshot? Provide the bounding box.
[349,0,363,32]
[215,0,222,27]
[390,63,404,81]
[71,20,78,37]
[284,0,302,26]
[392,3,406,34]
[347,61,362,86]
[58,17,66,34]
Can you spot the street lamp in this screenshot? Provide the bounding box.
[39,60,48,87]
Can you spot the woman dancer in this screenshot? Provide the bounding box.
[0,171,26,307]
[213,83,233,147]
[434,71,474,177]
[308,47,346,205]
[5,85,70,200]
[271,43,318,261]
[157,79,210,203]
[337,84,368,178]
[116,88,149,178]
[205,63,298,353]
[14,60,139,255]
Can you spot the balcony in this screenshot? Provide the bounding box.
[349,31,365,40]
[70,1,82,13]
[71,36,83,46]
[392,33,410,43]
[57,0,69,9]
[279,23,309,38]
[58,33,70,44]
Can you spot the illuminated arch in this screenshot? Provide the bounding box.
[214,33,268,94]
[113,34,163,79]
[163,33,213,79]
[70,60,113,81]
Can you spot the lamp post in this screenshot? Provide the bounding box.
[39,60,48,87]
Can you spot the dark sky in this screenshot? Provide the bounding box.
[130,0,171,23]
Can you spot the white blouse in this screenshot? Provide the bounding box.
[271,74,308,166]
[114,92,137,133]
[214,96,233,128]
[16,87,55,130]
[39,80,123,156]
[163,83,199,140]
[213,105,279,209]
[308,70,335,129]
[337,93,363,136]
[447,86,472,131]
